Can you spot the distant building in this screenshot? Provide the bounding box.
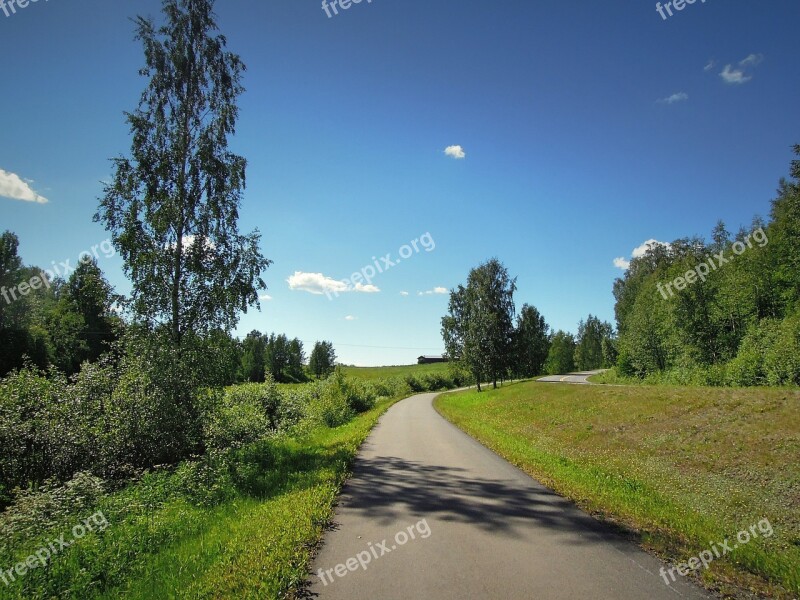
[417,355,448,365]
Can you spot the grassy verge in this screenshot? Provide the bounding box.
[0,397,398,600]
[434,381,800,598]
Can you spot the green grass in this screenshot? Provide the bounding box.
[339,362,451,381]
[435,381,800,598]
[0,398,399,600]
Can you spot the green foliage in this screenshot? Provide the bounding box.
[308,340,336,379]
[263,333,307,383]
[611,147,800,386]
[205,389,273,451]
[0,233,120,378]
[573,315,614,370]
[95,0,270,345]
[514,304,550,377]
[404,374,426,393]
[240,330,266,382]
[544,330,576,375]
[442,258,517,390]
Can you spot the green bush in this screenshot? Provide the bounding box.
[764,313,800,386]
[0,366,71,494]
[371,376,410,399]
[309,383,353,428]
[0,471,106,549]
[404,374,426,393]
[205,390,273,451]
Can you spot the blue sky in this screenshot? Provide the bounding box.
[1,0,799,366]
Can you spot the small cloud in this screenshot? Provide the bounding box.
[0,169,48,204]
[344,315,357,321]
[444,145,466,160]
[613,257,631,270]
[720,54,763,85]
[259,294,272,301]
[353,282,380,293]
[400,291,409,296]
[418,287,448,296]
[657,92,688,105]
[739,53,764,68]
[704,59,716,72]
[720,65,751,85]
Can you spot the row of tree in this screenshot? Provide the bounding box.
[0,231,121,377]
[240,332,336,383]
[441,258,615,390]
[0,232,339,385]
[610,146,800,385]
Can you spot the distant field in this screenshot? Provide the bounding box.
[339,362,451,380]
[435,381,800,598]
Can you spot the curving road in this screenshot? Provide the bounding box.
[537,370,605,384]
[308,392,712,600]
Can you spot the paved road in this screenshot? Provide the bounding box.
[537,370,604,384]
[308,392,712,600]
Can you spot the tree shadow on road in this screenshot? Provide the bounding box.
[335,455,637,547]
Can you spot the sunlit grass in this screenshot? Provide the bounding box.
[435,381,800,598]
[339,362,451,381]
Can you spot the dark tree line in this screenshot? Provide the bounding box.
[239,333,336,383]
[0,231,121,377]
[611,146,800,386]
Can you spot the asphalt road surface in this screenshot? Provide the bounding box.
[308,392,712,600]
[537,370,604,384]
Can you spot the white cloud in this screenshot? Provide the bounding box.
[344,315,357,321]
[259,294,272,301]
[418,287,448,296]
[613,257,631,270]
[720,54,763,85]
[657,92,688,105]
[353,282,380,293]
[0,169,48,204]
[444,145,466,160]
[720,65,751,85]
[287,272,350,296]
[613,239,671,270]
[739,53,764,68]
[286,271,381,296]
[704,59,716,72]
[400,291,409,296]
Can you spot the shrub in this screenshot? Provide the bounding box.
[763,313,800,386]
[0,365,71,494]
[0,471,106,547]
[404,374,425,393]
[372,376,409,399]
[726,320,781,387]
[225,378,282,429]
[205,390,273,451]
[309,383,352,428]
